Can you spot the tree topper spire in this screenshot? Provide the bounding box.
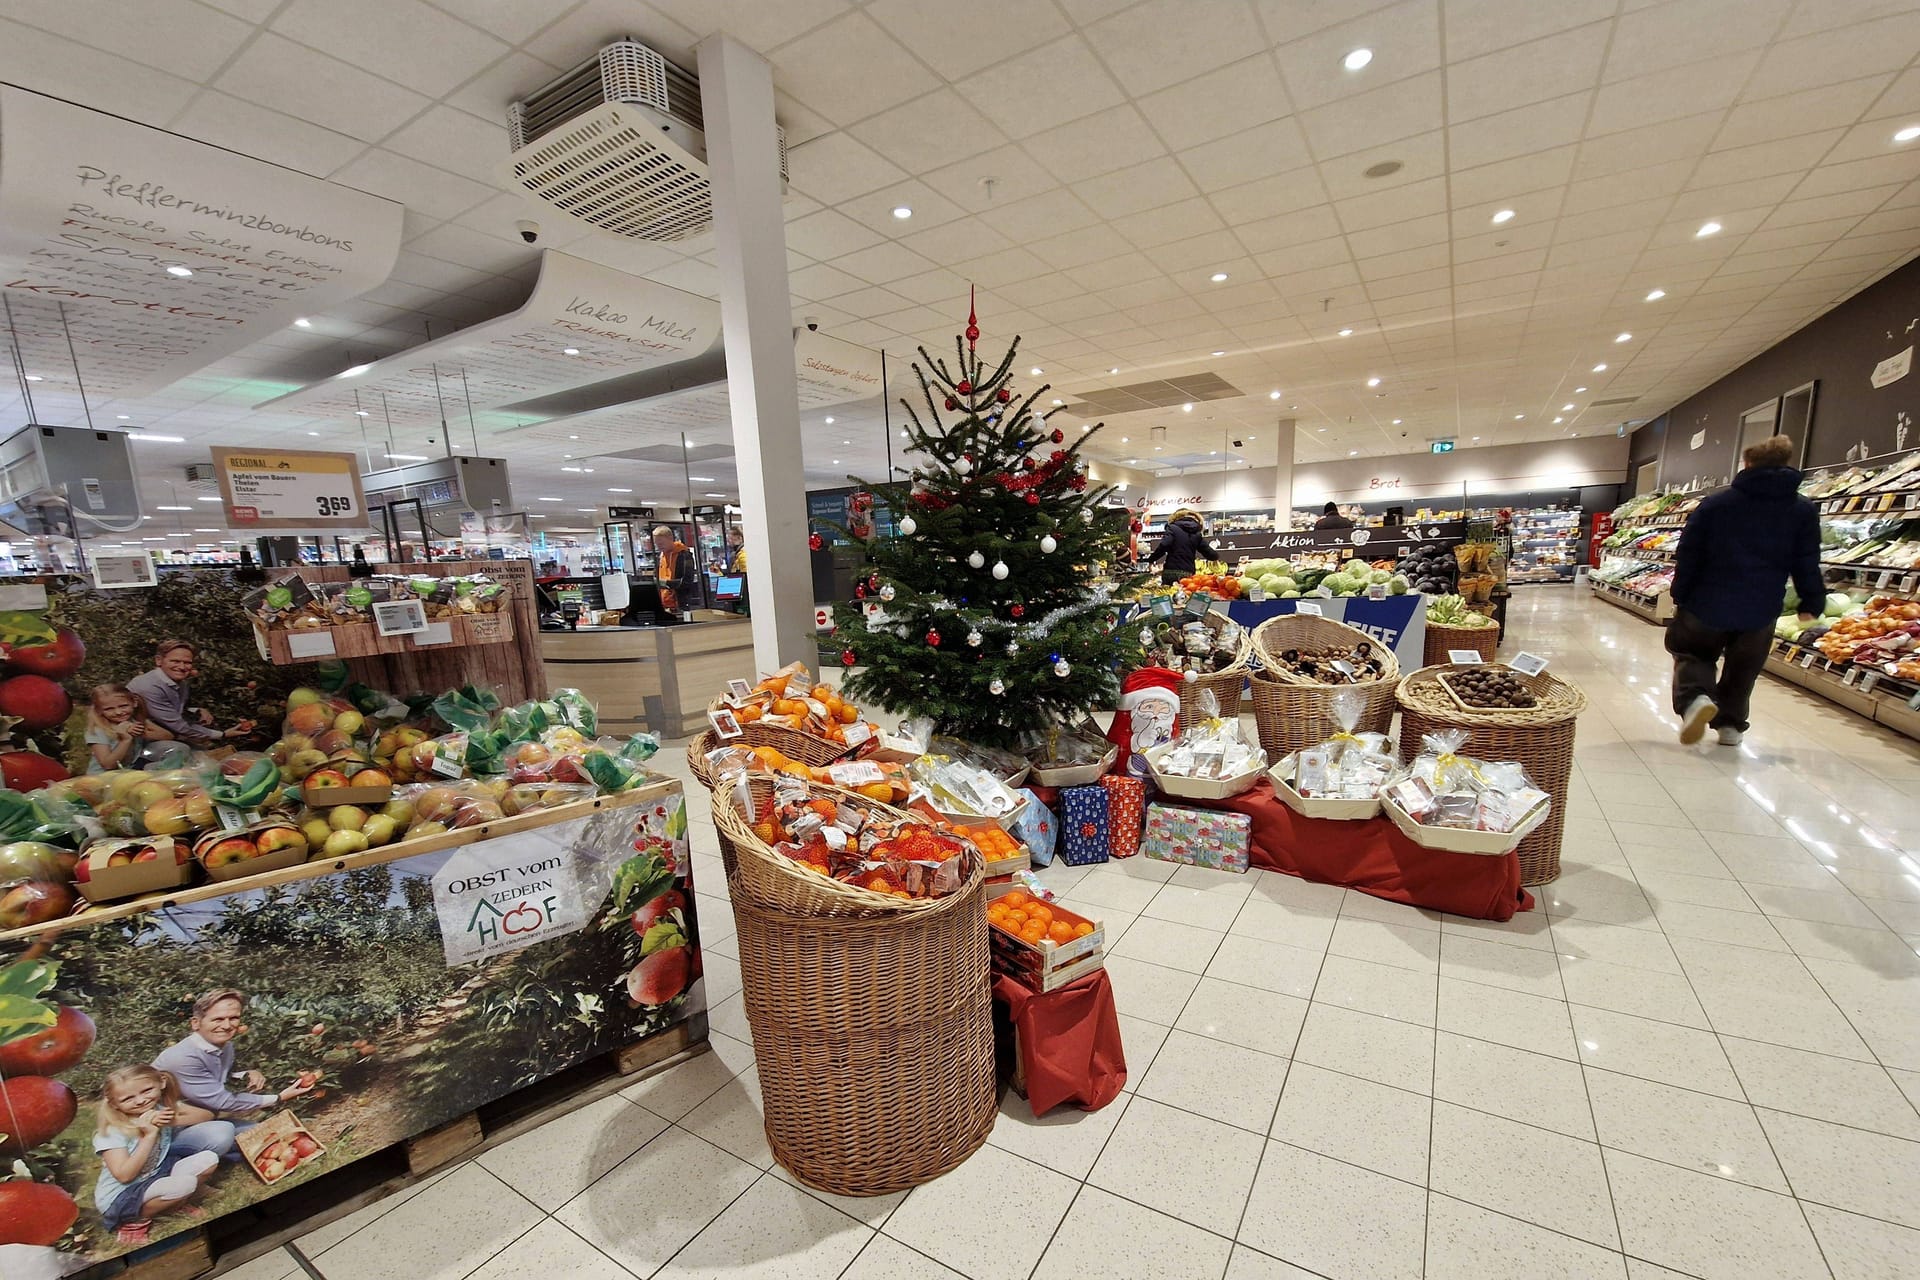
[965,285,979,353]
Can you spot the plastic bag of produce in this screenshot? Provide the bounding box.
[431,684,504,732]
[0,838,80,927]
[82,766,220,840]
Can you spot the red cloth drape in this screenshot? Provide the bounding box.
[994,968,1127,1115]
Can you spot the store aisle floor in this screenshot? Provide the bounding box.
[249,588,1920,1280]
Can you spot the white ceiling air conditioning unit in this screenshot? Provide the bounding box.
[501,39,787,243]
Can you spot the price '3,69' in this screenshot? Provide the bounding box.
[315,495,354,516]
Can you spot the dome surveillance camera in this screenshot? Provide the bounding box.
[515,220,540,244]
[803,316,821,331]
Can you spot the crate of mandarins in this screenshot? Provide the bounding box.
[986,884,1104,992]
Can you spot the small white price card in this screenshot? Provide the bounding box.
[725,678,753,703]
[1801,652,1817,669]
[1447,649,1483,664]
[1878,570,1894,588]
[1860,671,1880,693]
[1366,582,1387,599]
[373,598,428,636]
[91,554,158,590]
[414,621,454,646]
[1295,601,1324,616]
[1843,667,1860,686]
[286,630,336,659]
[1510,651,1550,676]
[1904,574,1918,593]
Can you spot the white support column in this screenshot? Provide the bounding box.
[696,33,814,673]
[1270,417,1297,528]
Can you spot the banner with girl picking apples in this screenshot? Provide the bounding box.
[0,787,706,1271]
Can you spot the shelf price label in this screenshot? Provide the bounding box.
[1800,652,1817,669]
[213,448,367,529]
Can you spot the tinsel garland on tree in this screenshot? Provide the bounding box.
[831,298,1140,749]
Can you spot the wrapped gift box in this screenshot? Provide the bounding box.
[1009,786,1058,867]
[1059,784,1110,865]
[1141,802,1252,873]
[1098,775,1146,859]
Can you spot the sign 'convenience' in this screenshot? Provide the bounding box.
[213,447,367,529]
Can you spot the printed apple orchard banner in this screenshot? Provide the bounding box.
[0,788,706,1271]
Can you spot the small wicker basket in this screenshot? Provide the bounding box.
[1423,620,1500,667]
[1170,611,1254,723]
[1395,664,1588,885]
[1252,613,1402,685]
[1247,613,1401,759]
[706,698,853,768]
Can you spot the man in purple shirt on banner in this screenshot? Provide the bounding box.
[153,989,313,1139]
[126,640,250,749]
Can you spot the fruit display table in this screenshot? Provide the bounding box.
[0,781,709,1275]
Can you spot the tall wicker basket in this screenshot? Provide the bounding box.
[1395,664,1587,885]
[1175,611,1254,722]
[1423,620,1501,667]
[705,698,854,769]
[1247,613,1401,759]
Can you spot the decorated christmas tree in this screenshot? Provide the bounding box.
[832,299,1140,749]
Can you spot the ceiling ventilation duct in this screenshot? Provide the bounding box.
[500,40,787,243]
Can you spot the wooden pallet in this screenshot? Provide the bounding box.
[80,1015,708,1280]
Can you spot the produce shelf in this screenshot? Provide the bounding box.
[1590,580,1674,623]
[1763,640,1920,743]
[1818,488,1920,515]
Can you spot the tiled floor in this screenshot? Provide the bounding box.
[248,588,1920,1280]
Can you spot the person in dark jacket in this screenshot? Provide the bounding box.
[1148,509,1216,585]
[1667,435,1822,746]
[1314,502,1355,531]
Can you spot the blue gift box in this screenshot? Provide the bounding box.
[1009,786,1057,867]
[1060,784,1110,866]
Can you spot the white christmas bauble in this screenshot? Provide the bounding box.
[967,550,985,569]
[989,678,1005,695]
[1054,659,1071,677]
[967,629,983,647]
[879,584,895,602]
[956,456,972,475]
[1040,534,1057,554]
[991,560,1009,580]
[1183,668,1198,682]
[899,515,917,535]
[1081,509,1094,524]
[1138,628,1153,646]
[1006,641,1019,656]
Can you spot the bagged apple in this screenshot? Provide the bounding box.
[500,781,596,816]
[0,839,81,926]
[393,779,510,838]
[85,767,220,841]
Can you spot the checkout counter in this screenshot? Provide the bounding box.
[536,575,752,739]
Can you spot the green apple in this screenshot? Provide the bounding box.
[380,798,415,827]
[285,688,323,708]
[361,815,398,847]
[327,805,368,832]
[301,818,333,847]
[322,829,369,857]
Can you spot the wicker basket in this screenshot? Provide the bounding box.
[711,774,963,918]
[687,730,720,789]
[730,880,995,1196]
[1423,620,1501,667]
[1247,614,1400,759]
[1174,611,1254,722]
[706,698,854,768]
[1395,664,1588,886]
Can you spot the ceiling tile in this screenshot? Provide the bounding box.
[168,90,369,177]
[273,0,508,99]
[838,180,968,236]
[846,89,1008,172]
[1110,196,1229,249]
[1233,203,1346,254]
[1334,176,1449,231]
[1026,223,1140,271]
[1273,0,1442,112]
[649,0,852,52]
[920,143,1059,211]
[1136,53,1290,150]
[832,240,941,285]
[1793,148,1920,199]
[1716,77,1891,151]
[519,0,697,67]
[1604,0,1792,79]
[786,262,867,300]
[1084,0,1269,96]
[764,10,929,126]
[1571,110,1722,180]
[1299,71,1441,158]
[1211,167,1335,225]
[405,222,534,274]
[444,51,562,125]
[953,34,1126,139]
[785,131,909,201]
[1751,9,1920,96]
[1690,129,1847,187]
[898,216,1015,262]
[217,32,432,141]
[7,0,254,82]
[332,148,496,220]
[1147,230,1248,276]
[1447,90,1591,170]
[1076,156,1203,219]
[1447,22,1609,123]
[977,188,1104,243]
[865,0,1067,80]
[382,104,511,181]
[1020,105,1167,184]
[1441,0,1614,61]
[1589,51,1762,137]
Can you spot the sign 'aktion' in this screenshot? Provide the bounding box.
[213,447,367,528]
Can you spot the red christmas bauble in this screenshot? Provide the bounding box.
[841,649,856,667]
[926,629,942,647]
[1010,603,1025,618]
[1130,520,1143,533]
[1051,429,1064,443]
[808,532,824,551]
[1022,457,1037,470]
[944,396,956,411]
[1070,475,1088,491]
[1050,450,1068,464]
[1025,492,1040,505]
[996,387,1011,403]
[854,584,866,599]
[965,325,979,342]
[956,379,972,395]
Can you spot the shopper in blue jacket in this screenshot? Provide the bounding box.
[1667,435,1823,746]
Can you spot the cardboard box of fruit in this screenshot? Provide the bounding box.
[235,1109,327,1184]
[73,837,192,903]
[193,821,311,882]
[985,886,1104,990]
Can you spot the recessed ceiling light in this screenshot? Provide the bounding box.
[1695,221,1721,238]
[1248,435,1256,441]
[576,508,594,513]
[563,347,580,355]
[306,431,319,437]
[1896,126,1920,143]
[1080,423,1091,431]
[1182,403,1193,412]
[293,317,312,328]
[1349,449,1358,456]
[538,497,562,502]
[1052,398,1064,405]
[194,529,219,534]
[1592,363,1607,372]
[1211,350,1225,357]
[165,265,193,277]
[1269,390,1281,400]
[824,416,835,424]
[1030,367,1043,375]
[22,375,41,382]
[1343,47,1373,71]
[608,487,632,493]
[892,205,912,219]
[1491,209,1515,224]
[1108,367,1119,374]
[1562,403,1576,410]
[155,505,191,512]
[1367,377,1381,387]
[685,440,693,448]
[1209,272,1228,283]
[832,459,840,465]
[1392,419,1402,425]
[1513,414,1524,420]
[689,475,715,482]
[116,413,129,419]
[127,433,184,443]
[1337,328,1353,337]
[1154,445,1162,451]
[1645,288,1666,302]
[196,495,223,502]
[1614,332,1632,343]
[841,438,851,445]
[1574,386,1587,393]
[1119,437,1129,443]
[354,410,369,417]
[1472,435,1481,441]
[705,492,725,498]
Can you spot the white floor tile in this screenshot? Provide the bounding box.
[1559,956,1710,1027]
[680,1068,772,1168]
[1248,869,1346,913]
[620,1032,754,1121]
[555,1127,761,1276]
[1439,932,1565,998]
[1569,1005,1743,1098]
[987,1088,1131,1180]
[1651,900,1792,951]
[464,1219,636,1280]
[1137,1028,1288,1133]
[1802,1202,1920,1280]
[762,1162,907,1231]
[655,1174,870,1280]
[1437,976,1577,1060]
[1173,976,1309,1059]
[1432,1031,1596,1141]
[1030,1185,1234,1280]
[1604,1148,1830,1280]
[1337,892,1444,931]
[1223,1244,1321,1278]
[1757,1107,1920,1229]
[1144,881,1253,931]
[1268,1061,1430,1184]
[1801,957,1920,1068]
[1429,1101,1619,1249]
[1633,868,1758,912]
[1114,1011,1171,1088]
[1311,953,1437,1025]
[1721,1035,1920,1140]
[1110,914,1226,974]
[1229,895,1339,951]
[477,1094,670,1212]
[1440,906,1557,951]
[309,1165,545,1280]
[1087,1095,1265,1236]
[1239,1140,1427,1280]
[1584,1069,1787,1192]
[885,1144,1078,1280]
[215,1249,304,1280]
[1102,955,1203,1026]
[1292,1002,1435,1094]
[1203,934,1326,997]
[1424,1194,1628,1280]
[1328,916,1443,972]
[1070,869,1165,914]
[839,1234,965,1279]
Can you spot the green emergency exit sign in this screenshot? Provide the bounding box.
[1431,440,1455,453]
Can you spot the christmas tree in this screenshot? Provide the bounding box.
[832,299,1140,749]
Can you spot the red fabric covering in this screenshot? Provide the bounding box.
[1203,779,1535,922]
[994,968,1127,1115]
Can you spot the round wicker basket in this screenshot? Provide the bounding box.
[1246,613,1401,759]
[1174,611,1254,722]
[730,881,995,1197]
[1423,620,1500,668]
[711,775,963,918]
[686,730,720,790]
[1395,664,1588,885]
[705,698,854,769]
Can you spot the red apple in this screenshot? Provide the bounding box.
[284,703,335,737]
[0,1077,77,1156]
[313,729,354,755]
[0,1180,78,1246]
[289,1134,321,1160]
[72,859,89,884]
[304,768,352,791]
[0,676,71,732]
[626,947,690,1006]
[200,836,258,869]
[0,750,68,793]
[0,881,74,930]
[0,1006,95,1077]
[350,767,392,788]
[132,847,160,863]
[254,826,308,857]
[629,889,685,936]
[106,850,134,867]
[6,627,85,680]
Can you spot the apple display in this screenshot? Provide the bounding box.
[327,805,368,833]
[322,829,369,857]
